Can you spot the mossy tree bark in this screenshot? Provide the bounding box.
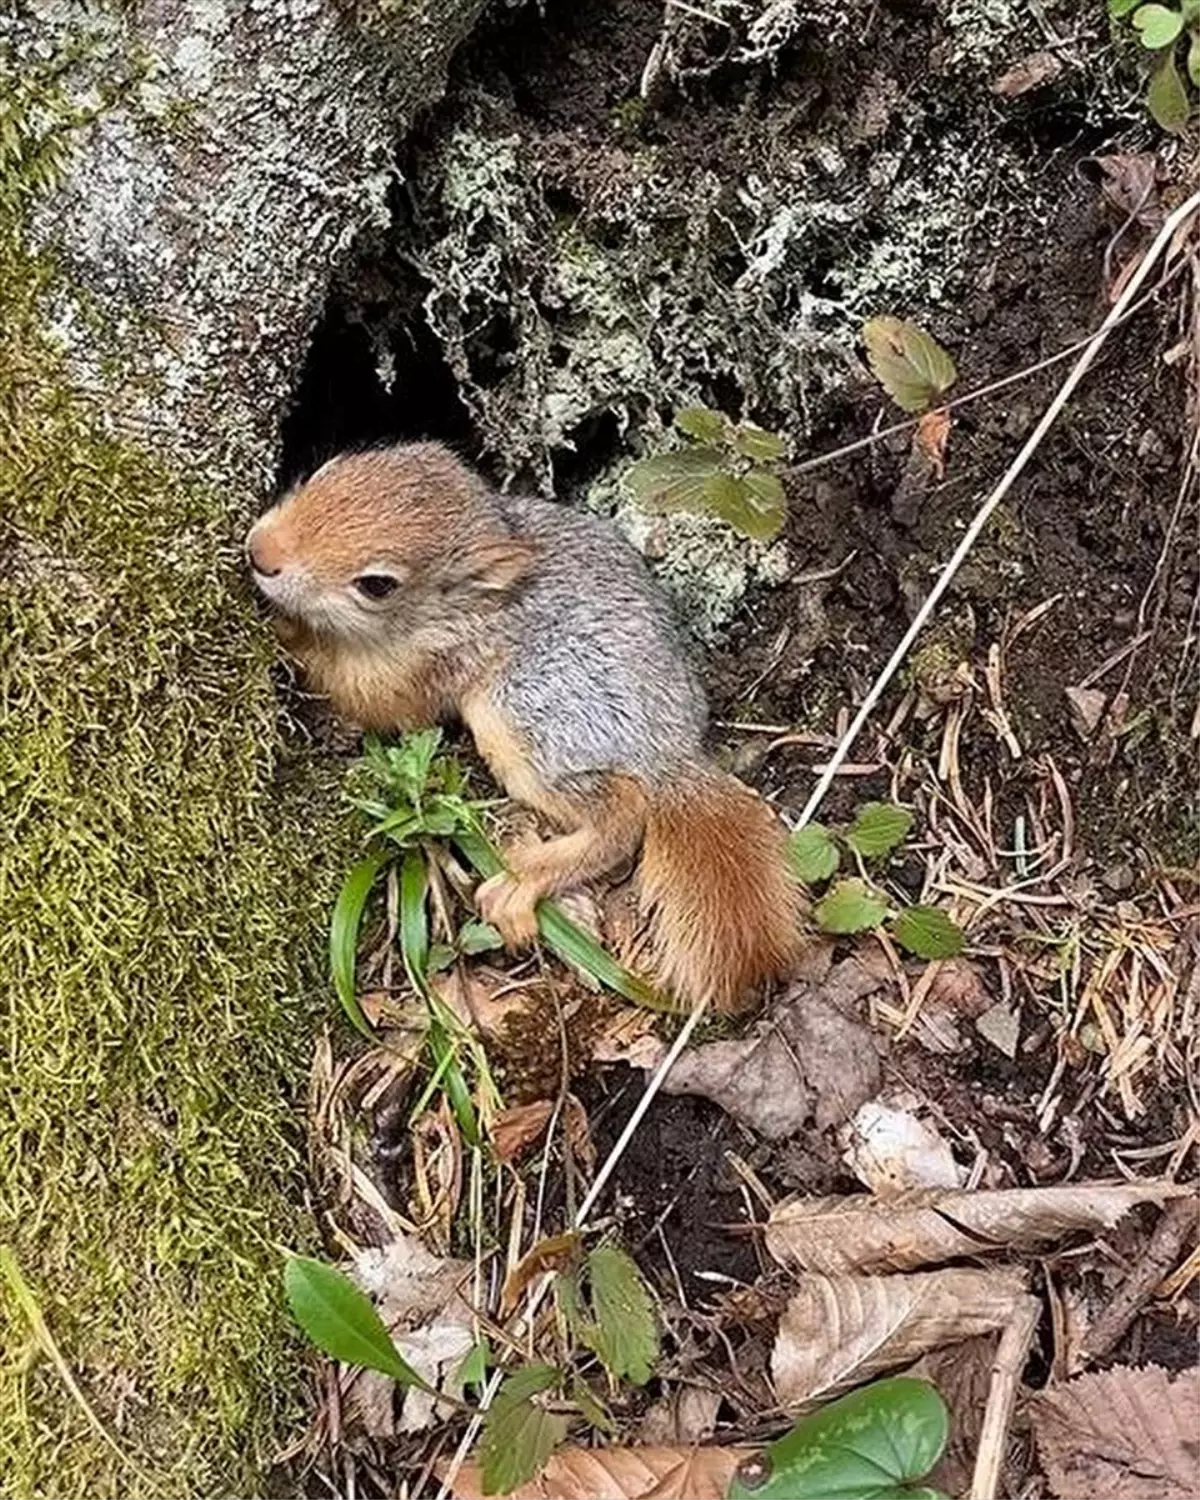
[0,5,484,1497]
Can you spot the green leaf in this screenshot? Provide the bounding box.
[569,1373,615,1434]
[458,920,504,955]
[329,851,390,1038]
[726,1377,950,1500]
[480,1364,567,1495]
[731,422,787,462]
[892,905,966,960]
[815,878,889,935]
[862,317,958,413]
[1133,3,1184,46]
[623,447,725,514]
[788,824,841,884]
[427,942,457,973]
[1147,49,1191,127]
[452,831,670,1010]
[284,1256,431,1390]
[674,405,729,444]
[845,801,914,858]
[1109,0,1144,14]
[1189,28,1200,85]
[455,1337,490,1392]
[702,471,786,541]
[399,848,429,984]
[583,1244,659,1386]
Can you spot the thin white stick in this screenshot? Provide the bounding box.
[435,1001,708,1497]
[794,186,1200,831]
[436,188,1200,1500]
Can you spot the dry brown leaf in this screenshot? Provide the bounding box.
[1087,153,1164,230]
[771,1266,1029,1408]
[912,958,992,1053]
[990,49,1063,96]
[658,969,883,1139]
[501,1231,582,1317]
[493,1101,556,1163]
[765,1180,1192,1275]
[1033,1365,1200,1500]
[915,407,951,477]
[450,1444,745,1500]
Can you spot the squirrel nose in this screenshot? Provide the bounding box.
[247,540,281,578]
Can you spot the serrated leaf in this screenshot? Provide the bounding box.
[1133,3,1184,46]
[623,448,725,513]
[284,1256,431,1389]
[584,1245,659,1385]
[845,801,914,857]
[862,316,958,413]
[728,1377,950,1500]
[787,824,841,884]
[892,906,965,959]
[673,405,729,444]
[1147,50,1191,128]
[481,1364,567,1495]
[329,851,390,1037]
[731,422,787,462]
[815,878,889,935]
[458,920,504,955]
[702,470,786,541]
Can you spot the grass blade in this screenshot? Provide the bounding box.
[399,847,430,984]
[329,851,390,1038]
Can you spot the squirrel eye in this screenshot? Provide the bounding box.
[353,574,399,601]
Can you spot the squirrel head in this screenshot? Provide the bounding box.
[245,442,536,643]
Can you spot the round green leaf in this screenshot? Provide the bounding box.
[741,470,788,538]
[732,423,788,462]
[845,802,914,858]
[623,448,724,513]
[892,905,966,960]
[1146,49,1191,128]
[1132,3,1184,46]
[815,878,889,934]
[674,405,730,444]
[1187,27,1199,84]
[284,1255,431,1389]
[1109,0,1144,14]
[788,824,841,885]
[726,1377,950,1500]
[458,920,504,955]
[861,317,957,413]
[701,472,787,540]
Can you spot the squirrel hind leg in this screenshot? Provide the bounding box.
[477,775,648,949]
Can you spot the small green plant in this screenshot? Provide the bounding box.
[1109,0,1199,131]
[726,1376,950,1500]
[284,1239,660,1494]
[623,405,789,541]
[789,803,965,959]
[861,318,958,414]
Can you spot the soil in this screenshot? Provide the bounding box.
[277,0,1198,1488]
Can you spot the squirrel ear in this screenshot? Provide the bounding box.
[456,537,538,593]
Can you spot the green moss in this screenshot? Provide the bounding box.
[0,51,347,1500]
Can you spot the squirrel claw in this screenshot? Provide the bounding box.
[476,873,540,948]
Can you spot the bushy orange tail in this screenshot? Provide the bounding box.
[638,763,801,1013]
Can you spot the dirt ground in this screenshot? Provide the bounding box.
[278,0,1198,1493]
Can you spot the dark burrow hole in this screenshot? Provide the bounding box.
[275,288,477,494]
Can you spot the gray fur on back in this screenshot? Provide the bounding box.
[493,493,708,783]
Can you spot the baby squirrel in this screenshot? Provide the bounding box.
[247,442,800,1012]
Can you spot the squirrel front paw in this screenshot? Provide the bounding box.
[476,872,541,948]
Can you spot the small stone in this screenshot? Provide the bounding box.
[1102,862,1135,892]
[975,1001,1021,1058]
